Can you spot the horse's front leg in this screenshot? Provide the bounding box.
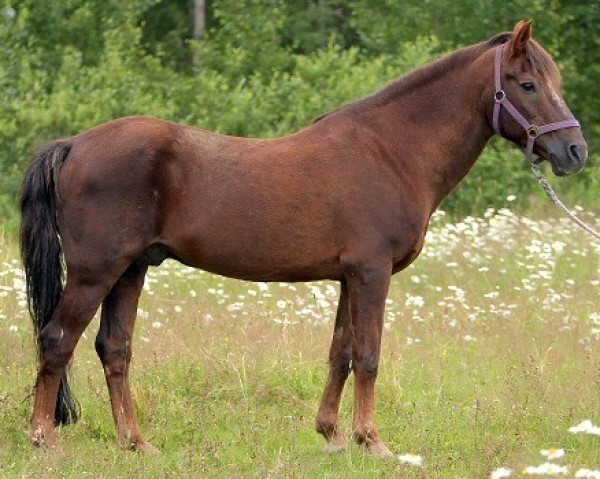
[315,280,352,452]
[347,262,394,458]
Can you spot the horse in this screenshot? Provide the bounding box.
[20,21,587,457]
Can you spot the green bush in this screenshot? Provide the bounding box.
[1,1,598,231]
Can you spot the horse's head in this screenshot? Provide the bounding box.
[493,21,587,176]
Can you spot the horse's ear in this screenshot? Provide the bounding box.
[510,20,533,57]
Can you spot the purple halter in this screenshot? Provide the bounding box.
[492,43,580,163]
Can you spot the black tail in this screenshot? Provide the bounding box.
[20,141,80,426]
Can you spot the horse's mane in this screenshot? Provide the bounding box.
[313,31,554,124]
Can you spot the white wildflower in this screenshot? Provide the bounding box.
[540,448,565,460]
[490,467,513,479]
[227,302,244,312]
[397,453,423,467]
[405,294,425,308]
[569,420,600,436]
[523,463,568,475]
[575,469,600,479]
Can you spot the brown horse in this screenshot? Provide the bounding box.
[20,21,586,456]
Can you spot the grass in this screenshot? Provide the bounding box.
[1,208,599,478]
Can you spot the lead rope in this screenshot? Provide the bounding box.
[530,163,600,241]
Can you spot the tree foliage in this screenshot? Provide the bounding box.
[1,0,598,229]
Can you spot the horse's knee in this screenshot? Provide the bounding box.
[38,325,73,373]
[336,361,351,381]
[95,334,131,374]
[353,351,379,379]
[331,351,352,380]
[94,334,107,361]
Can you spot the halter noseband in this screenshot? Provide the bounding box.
[492,43,580,163]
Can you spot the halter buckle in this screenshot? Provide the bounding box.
[494,90,506,103]
[527,125,540,139]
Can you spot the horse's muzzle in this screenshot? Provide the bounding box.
[549,141,587,176]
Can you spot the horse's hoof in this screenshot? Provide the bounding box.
[30,426,59,450]
[133,441,161,455]
[364,440,394,459]
[323,436,347,453]
[120,437,161,455]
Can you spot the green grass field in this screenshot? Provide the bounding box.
[1,209,599,478]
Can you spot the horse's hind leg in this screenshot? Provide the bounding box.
[30,272,114,449]
[94,259,158,454]
[315,280,352,452]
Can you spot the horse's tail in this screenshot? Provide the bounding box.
[20,141,80,426]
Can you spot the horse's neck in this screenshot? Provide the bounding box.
[352,48,495,211]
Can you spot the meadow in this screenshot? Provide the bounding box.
[1,207,599,478]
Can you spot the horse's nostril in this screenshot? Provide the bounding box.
[568,143,584,164]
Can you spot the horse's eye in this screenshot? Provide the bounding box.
[521,81,536,93]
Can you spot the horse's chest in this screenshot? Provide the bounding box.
[390,225,427,274]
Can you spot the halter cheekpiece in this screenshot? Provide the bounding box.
[492,43,580,163]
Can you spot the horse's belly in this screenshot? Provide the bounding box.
[165,221,344,282]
